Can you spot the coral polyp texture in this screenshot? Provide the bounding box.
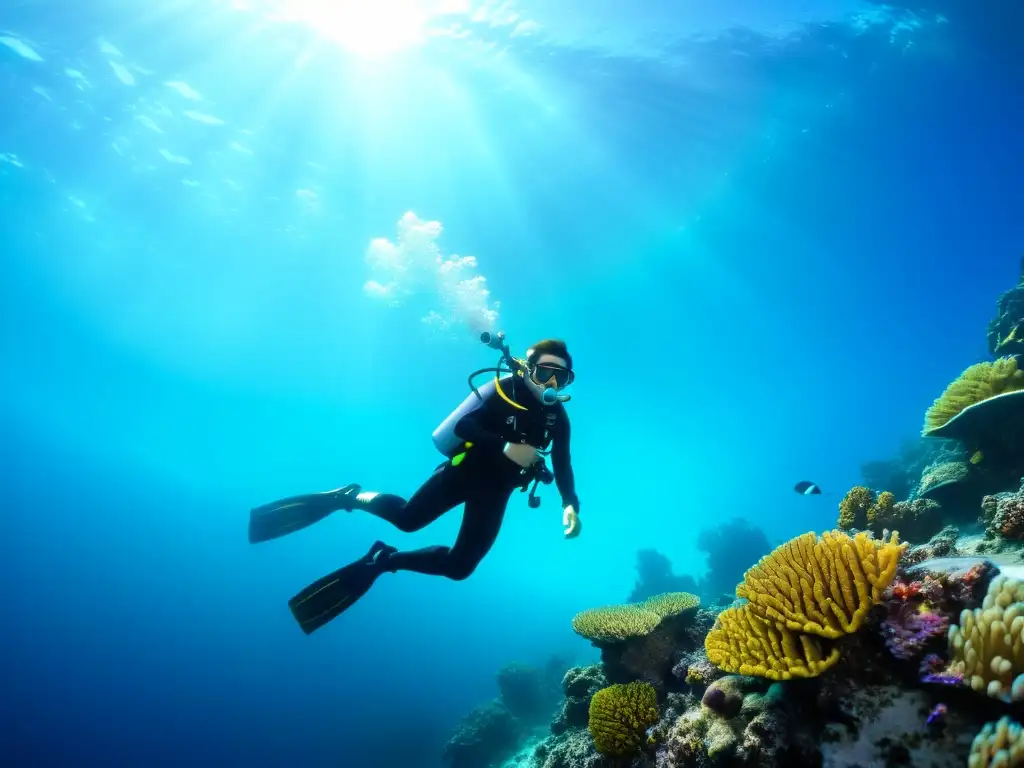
[705,530,905,680]
[949,574,1024,702]
[736,530,905,638]
[704,602,840,679]
[969,716,1024,768]
[586,681,658,757]
[571,592,699,644]
[922,356,1024,435]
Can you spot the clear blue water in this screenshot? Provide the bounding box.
[1,0,1020,765]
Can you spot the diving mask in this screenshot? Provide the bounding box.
[530,363,574,389]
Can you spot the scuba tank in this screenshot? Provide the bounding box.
[430,331,565,507]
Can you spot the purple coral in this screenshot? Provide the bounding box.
[881,603,949,660]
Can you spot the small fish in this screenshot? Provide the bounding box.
[926,702,947,731]
[793,480,822,495]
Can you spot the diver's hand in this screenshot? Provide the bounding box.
[563,505,581,538]
[503,441,539,468]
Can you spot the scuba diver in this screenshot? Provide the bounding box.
[248,334,581,635]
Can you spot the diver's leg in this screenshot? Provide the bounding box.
[384,485,513,580]
[350,461,469,533]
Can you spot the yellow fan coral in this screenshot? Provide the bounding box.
[923,356,1024,435]
[705,530,905,680]
[704,604,840,680]
[737,530,905,639]
[949,575,1024,702]
[588,681,659,757]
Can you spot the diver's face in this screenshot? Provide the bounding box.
[526,353,572,402]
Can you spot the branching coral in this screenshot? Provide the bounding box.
[587,681,659,757]
[949,575,1024,702]
[704,530,905,680]
[969,716,1024,768]
[923,356,1024,435]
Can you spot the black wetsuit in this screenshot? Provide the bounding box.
[356,376,580,580]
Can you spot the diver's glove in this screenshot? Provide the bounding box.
[562,505,581,539]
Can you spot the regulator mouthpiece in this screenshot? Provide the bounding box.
[541,388,570,406]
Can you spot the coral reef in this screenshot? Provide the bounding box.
[552,665,608,735]
[572,592,701,687]
[587,681,659,757]
[705,529,905,680]
[628,549,698,604]
[983,480,1024,542]
[443,699,523,768]
[498,662,561,724]
[986,258,1024,357]
[969,716,1024,768]
[948,574,1024,702]
[696,518,772,602]
[922,356,1024,435]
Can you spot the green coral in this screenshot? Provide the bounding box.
[838,486,874,530]
[572,592,700,643]
[923,356,1024,434]
[588,681,659,757]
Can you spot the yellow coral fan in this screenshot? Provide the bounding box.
[838,486,874,530]
[736,530,906,639]
[588,681,659,757]
[969,716,1024,768]
[923,356,1024,434]
[640,592,701,619]
[704,604,840,680]
[572,592,700,643]
[949,575,1024,702]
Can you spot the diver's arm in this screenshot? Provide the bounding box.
[453,404,506,449]
[549,412,580,513]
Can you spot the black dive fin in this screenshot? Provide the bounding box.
[247,484,360,544]
[288,541,396,634]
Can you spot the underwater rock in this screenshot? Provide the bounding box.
[498,662,560,725]
[820,685,977,767]
[987,262,1024,357]
[443,699,524,768]
[696,518,772,602]
[628,549,698,604]
[552,666,608,735]
[900,525,961,568]
[700,676,751,719]
[527,728,609,768]
[672,647,725,689]
[982,479,1024,541]
[657,681,816,768]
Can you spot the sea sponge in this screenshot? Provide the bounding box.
[969,716,1024,768]
[587,681,659,757]
[571,592,699,644]
[736,530,906,639]
[838,485,874,530]
[704,602,840,680]
[949,575,1024,702]
[923,356,1024,435]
